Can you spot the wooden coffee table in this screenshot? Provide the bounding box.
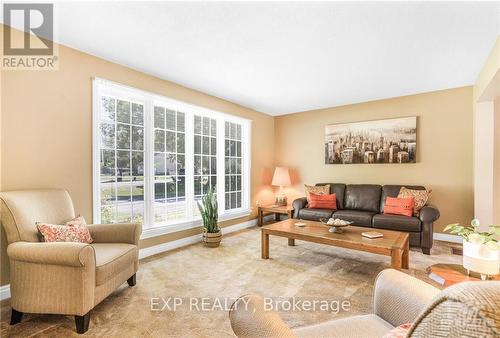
[261,219,410,269]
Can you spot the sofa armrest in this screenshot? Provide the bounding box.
[292,197,308,218]
[230,294,296,338]
[419,205,440,223]
[373,269,440,327]
[87,223,142,245]
[7,241,95,267]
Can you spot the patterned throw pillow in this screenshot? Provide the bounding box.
[304,184,330,203]
[65,215,87,227]
[37,219,93,244]
[397,187,431,216]
[382,323,413,338]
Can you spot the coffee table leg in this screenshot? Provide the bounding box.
[391,249,403,269]
[258,209,263,226]
[402,239,409,269]
[288,238,295,246]
[261,231,269,259]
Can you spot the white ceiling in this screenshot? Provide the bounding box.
[6,2,500,115]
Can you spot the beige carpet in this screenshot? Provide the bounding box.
[0,226,461,337]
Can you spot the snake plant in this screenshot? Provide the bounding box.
[197,186,219,233]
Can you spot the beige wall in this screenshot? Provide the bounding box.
[274,87,474,234]
[494,97,500,224]
[0,28,275,285]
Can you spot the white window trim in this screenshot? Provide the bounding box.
[92,77,252,237]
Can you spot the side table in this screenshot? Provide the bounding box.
[257,205,294,226]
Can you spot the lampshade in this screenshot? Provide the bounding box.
[272,167,291,187]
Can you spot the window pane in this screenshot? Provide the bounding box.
[202,117,210,135]
[132,126,144,150]
[167,181,176,198]
[101,150,115,182]
[166,131,176,152]
[194,155,201,175]
[210,119,217,136]
[202,136,210,154]
[236,124,242,140]
[154,153,166,177]
[177,176,185,197]
[154,130,165,152]
[155,182,166,200]
[154,106,165,129]
[211,157,217,175]
[131,152,143,178]
[117,151,131,180]
[117,124,130,149]
[177,155,185,175]
[202,156,210,175]
[100,184,116,223]
[210,137,217,156]
[194,176,201,195]
[177,133,185,153]
[177,112,185,132]
[194,115,202,134]
[166,154,176,176]
[194,135,201,154]
[101,97,116,122]
[132,103,144,125]
[117,100,131,123]
[100,123,115,148]
[166,109,176,130]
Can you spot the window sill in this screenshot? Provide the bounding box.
[140,208,252,240]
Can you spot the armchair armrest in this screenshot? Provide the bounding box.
[373,269,440,327]
[230,294,295,338]
[7,241,95,267]
[87,223,141,245]
[292,197,308,218]
[419,205,440,223]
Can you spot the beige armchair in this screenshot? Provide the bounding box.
[230,269,500,338]
[0,189,141,334]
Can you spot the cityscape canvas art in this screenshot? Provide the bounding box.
[325,117,417,164]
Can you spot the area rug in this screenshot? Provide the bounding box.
[0,226,461,337]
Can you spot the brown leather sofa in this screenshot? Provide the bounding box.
[293,184,439,254]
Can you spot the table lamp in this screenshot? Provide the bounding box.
[272,167,291,206]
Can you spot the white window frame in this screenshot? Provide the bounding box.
[92,78,252,239]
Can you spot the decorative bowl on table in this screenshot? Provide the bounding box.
[319,218,353,233]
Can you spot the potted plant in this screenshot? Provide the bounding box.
[444,219,500,279]
[197,187,221,247]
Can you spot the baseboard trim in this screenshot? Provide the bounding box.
[434,233,462,244]
[139,215,271,260]
[0,284,11,301]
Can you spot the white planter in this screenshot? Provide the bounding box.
[463,240,500,277]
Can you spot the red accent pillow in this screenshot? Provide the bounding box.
[308,193,337,210]
[384,197,415,217]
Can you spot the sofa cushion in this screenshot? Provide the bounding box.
[372,214,421,232]
[316,183,346,209]
[92,243,137,286]
[333,210,375,226]
[380,185,426,213]
[298,208,334,221]
[344,184,382,212]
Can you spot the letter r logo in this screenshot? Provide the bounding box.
[3,3,54,55]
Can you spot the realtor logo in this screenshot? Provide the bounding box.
[2,3,58,69]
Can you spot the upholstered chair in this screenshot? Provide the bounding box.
[230,269,500,338]
[0,189,141,334]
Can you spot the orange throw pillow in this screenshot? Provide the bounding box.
[308,193,337,210]
[384,197,415,217]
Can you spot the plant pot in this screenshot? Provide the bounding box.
[203,230,222,248]
[463,240,499,278]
